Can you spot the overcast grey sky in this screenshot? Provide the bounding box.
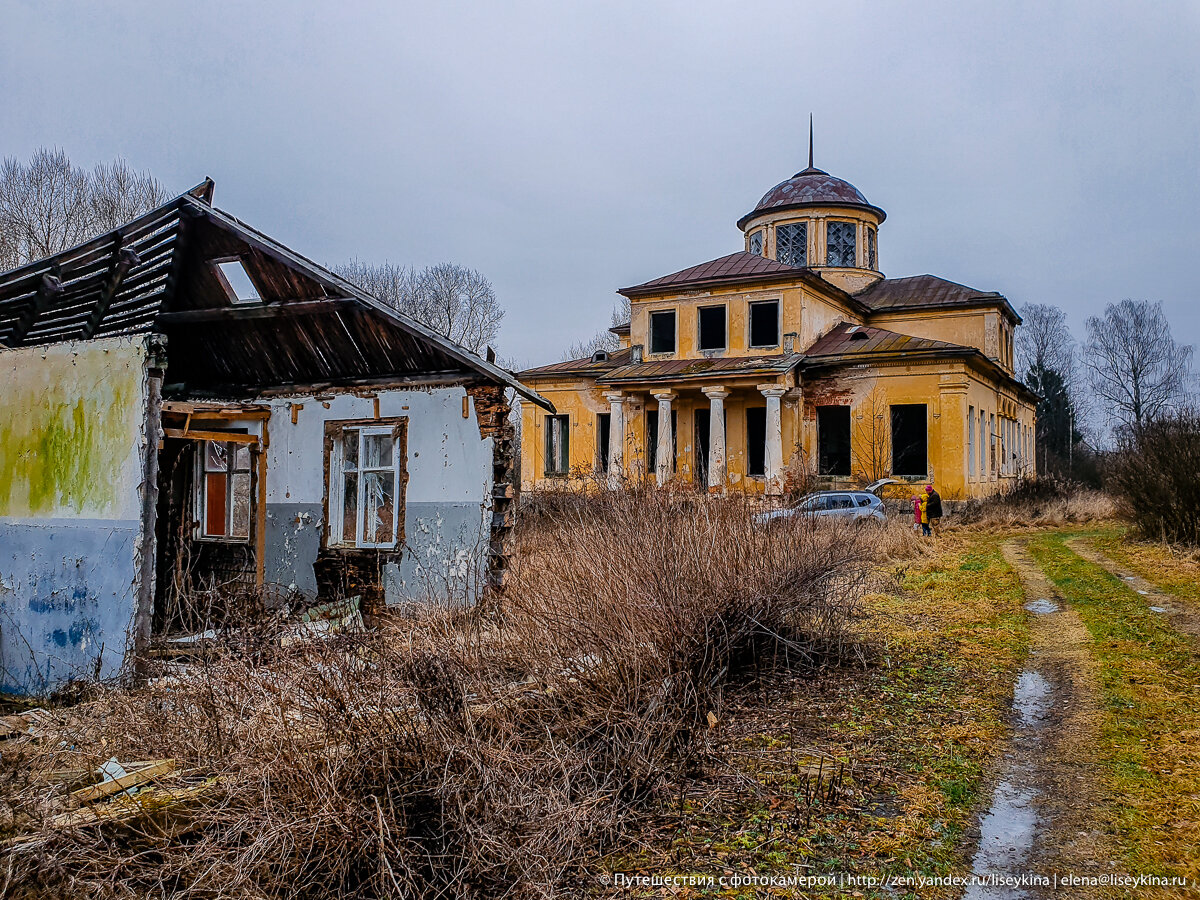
[2,0,1197,368]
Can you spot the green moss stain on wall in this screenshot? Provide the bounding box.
[0,340,146,520]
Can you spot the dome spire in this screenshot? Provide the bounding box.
[796,114,827,176]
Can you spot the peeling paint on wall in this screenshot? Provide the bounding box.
[0,336,150,694]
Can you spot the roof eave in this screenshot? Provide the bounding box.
[737,200,887,231]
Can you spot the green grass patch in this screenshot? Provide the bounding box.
[1027,531,1200,886]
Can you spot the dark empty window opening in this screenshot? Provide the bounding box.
[890,404,928,477]
[597,413,611,474]
[545,414,570,475]
[746,407,766,477]
[826,221,857,268]
[649,310,676,354]
[698,305,726,351]
[817,406,851,476]
[776,222,806,267]
[646,409,677,473]
[214,259,260,304]
[749,300,780,347]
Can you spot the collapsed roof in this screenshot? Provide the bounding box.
[0,180,550,408]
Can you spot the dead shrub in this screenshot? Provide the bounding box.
[1105,411,1200,545]
[2,492,876,900]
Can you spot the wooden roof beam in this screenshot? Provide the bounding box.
[8,273,64,345]
[81,245,141,339]
[156,298,357,325]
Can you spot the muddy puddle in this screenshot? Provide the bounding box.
[964,669,1054,898]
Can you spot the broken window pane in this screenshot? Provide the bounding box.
[749,230,763,256]
[234,443,251,471]
[343,430,359,471]
[826,221,857,267]
[206,441,229,472]
[776,222,806,267]
[363,471,395,544]
[363,433,393,470]
[231,472,251,538]
[343,472,358,544]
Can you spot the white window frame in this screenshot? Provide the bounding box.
[328,424,403,549]
[196,436,254,543]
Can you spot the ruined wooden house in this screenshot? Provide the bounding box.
[0,180,550,695]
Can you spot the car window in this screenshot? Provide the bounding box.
[797,495,819,510]
[856,495,872,507]
[828,494,854,510]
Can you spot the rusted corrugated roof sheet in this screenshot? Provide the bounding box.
[803,322,969,358]
[520,347,631,379]
[0,181,551,409]
[598,352,801,386]
[854,275,1018,322]
[620,252,804,295]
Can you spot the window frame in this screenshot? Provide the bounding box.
[748,230,764,256]
[211,257,262,305]
[696,304,728,352]
[544,414,571,476]
[196,435,254,543]
[648,309,677,355]
[748,299,781,349]
[776,221,807,268]
[866,225,877,270]
[825,220,858,268]
[325,417,408,550]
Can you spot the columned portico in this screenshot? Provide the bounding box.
[602,391,625,489]
[651,390,676,486]
[701,385,729,490]
[758,384,787,492]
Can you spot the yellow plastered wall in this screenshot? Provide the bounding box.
[628,284,861,361]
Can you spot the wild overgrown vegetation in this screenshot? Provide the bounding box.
[1,492,878,899]
[1105,410,1200,545]
[946,478,1114,530]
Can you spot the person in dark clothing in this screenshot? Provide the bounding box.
[925,484,943,533]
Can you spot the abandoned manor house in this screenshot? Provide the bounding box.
[0,180,551,694]
[519,148,1039,497]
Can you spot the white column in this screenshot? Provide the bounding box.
[759,384,787,493]
[603,391,625,490]
[651,390,676,487]
[701,386,729,491]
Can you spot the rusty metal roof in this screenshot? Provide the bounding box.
[520,346,632,379]
[618,252,869,315]
[854,274,1019,322]
[598,352,801,386]
[0,180,551,408]
[619,252,805,296]
[803,322,969,358]
[737,166,886,229]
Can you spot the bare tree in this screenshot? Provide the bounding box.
[852,387,891,484]
[1015,303,1077,383]
[0,148,169,267]
[561,297,631,361]
[1084,298,1194,433]
[334,260,504,355]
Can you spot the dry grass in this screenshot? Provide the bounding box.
[946,479,1115,531]
[1,491,878,900]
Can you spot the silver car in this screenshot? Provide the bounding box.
[755,480,894,525]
